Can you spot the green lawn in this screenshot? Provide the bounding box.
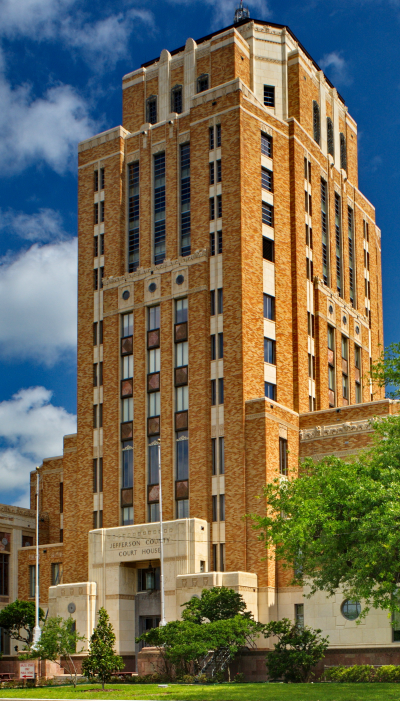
[0,683,400,701]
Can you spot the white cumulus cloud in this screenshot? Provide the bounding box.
[0,0,74,39]
[319,51,353,87]
[60,8,155,70]
[0,238,77,365]
[0,387,76,505]
[0,71,97,174]
[0,207,67,242]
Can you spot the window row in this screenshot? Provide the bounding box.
[210,288,223,315]
[94,168,105,192]
[94,201,104,225]
[313,103,347,171]
[93,234,104,257]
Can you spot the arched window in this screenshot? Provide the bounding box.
[340,133,347,171]
[313,101,320,145]
[327,117,334,157]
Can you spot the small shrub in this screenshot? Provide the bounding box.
[375,665,400,682]
[181,674,194,683]
[324,664,400,683]
[213,670,225,683]
[233,672,245,683]
[194,673,208,684]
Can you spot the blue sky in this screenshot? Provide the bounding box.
[0,0,399,507]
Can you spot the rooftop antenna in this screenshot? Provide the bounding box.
[234,0,250,24]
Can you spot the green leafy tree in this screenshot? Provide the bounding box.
[82,608,123,689]
[262,619,329,682]
[25,616,86,687]
[250,414,400,618]
[182,586,248,623]
[137,615,259,678]
[0,600,45,646]
[370,342,400,398]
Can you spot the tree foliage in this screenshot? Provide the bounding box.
[181,587,248,623]
[26,616,86,687]
[250,415,400,617]
[0,600,45,645]
[82,608,123,689]
[137,615,259,677]
[370,342,400,398]
[262,619,329,682]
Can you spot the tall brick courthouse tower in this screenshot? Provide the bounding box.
[17,9,400,672]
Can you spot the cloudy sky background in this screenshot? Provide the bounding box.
[0,0,399,506]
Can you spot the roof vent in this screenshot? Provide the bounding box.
[234,0,250,24]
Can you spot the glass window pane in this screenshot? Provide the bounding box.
[122,398,133,422]
[176,342,188,367]
[122,314,133,337]
[176,386,188,411]
[149,348,160,373]
[123,355,133,379]
[176,298,188,323]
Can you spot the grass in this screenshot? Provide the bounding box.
[0,682,400,701]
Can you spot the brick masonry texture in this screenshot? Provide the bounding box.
[32,20,388,633]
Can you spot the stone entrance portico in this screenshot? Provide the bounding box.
[48,517,259,662]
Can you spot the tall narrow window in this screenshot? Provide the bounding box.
[180,143,191,256]
[209,126,214,150]
[100,168,105,190]
[219,437,225,475]
[264,338,276,364]
[218,378,224,405]
[261,132,272,158]
[217,160,222,183]
[122,312,133,337]
[210,290,215,316]
[122,441,133,488]
[128,162,140,272]
[262,202,274,227]
[211,438,216,475]
[146,95,157,124]
[209,198,215,220]
[348,206,355,306]
[210,232,215,256]
[217,230,223,254]
[313,101,320,145]
[219,494,225,521]
[171,84,183,114]
[217,288,223,314]
[148,436,160,485]
[321,179,329,285]
[216,124,221,148]
[94,203,98,225]
[335,193,342,296]
[217,195,222,218]
[154,153,166,265]
[263,294,275,320]
[327,117,334,157]
[100,201,104,223]
[220,543,225,572]
[263,236,274,262]
[176,430,189,480]
[94,170,99,192]
[265,382,276,400]
[263,85,275,107]
[59,482,63,513]
[340,133,347,171]
[209,162,215,185]
[279,437,288,476]
[261,167,273,192]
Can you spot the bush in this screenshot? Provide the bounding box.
[233,672,245,683]
[324,664,400,682]
[262,619,329,683]
[180,674,194,683]
[194,673,208,684]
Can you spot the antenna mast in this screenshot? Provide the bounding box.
[234,0,250,24]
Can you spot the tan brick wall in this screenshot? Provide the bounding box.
[18,545,64,604]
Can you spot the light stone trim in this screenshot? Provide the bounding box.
[300,418,373,442]
[102,248,208,290]
[255,56,282,64]
[78,151,124,170]
[78,126,129,153]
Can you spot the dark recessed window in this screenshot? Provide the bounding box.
[263,294,275,320]
[261,132,272,158]
[122,290,130,300]
[263,85,275,108]
[262,202,274,227]
[263,236,274,262]
[340,133,347,171]
[262,167,273,192]
[149,282,157,293]
[146,96,157,125]
[313,101,321,145]
[264,337,276,365]
[171,84,183,114]
[327,117,334,157]
[197,74,209,93]
[265,382,276,400]
[176,274,184,285]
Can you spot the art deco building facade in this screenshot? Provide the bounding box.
[13,15,400,671]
